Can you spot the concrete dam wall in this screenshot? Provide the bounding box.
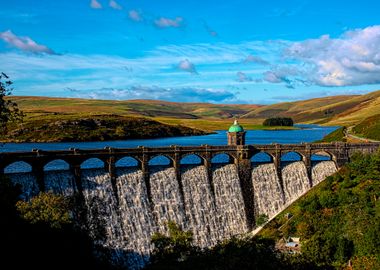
[1,142,379,269]
[6,160,336,268]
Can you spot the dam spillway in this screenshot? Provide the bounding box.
[2,142,379,269]
[5,161,337,269]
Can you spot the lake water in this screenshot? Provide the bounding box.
[1,124,338,153]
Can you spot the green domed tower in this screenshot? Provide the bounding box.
[227,119,246,145]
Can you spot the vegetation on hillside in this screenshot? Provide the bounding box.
[1,114,207,142]
[260,150,380,269]
[352,113,380,141]
[263,117,294,127]
[317,126,347,143]
[0,73,23,136]
[146,221,316,270]
[242,90,380,126]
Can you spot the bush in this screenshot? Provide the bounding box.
[263,117,294,126]
[16,192,71,229]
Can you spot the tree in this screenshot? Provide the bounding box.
[263,117,294,127]
[150,221,195,264]
[16,192,72,229]
[0,72,23,136]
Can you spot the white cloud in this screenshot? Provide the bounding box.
[128,10,143,22]
[177,59,198,74]
[244,55,269,65]
[90,0,102,9]
[0,30,56,54]
[109,0,122,10]
[284,25,380,86]
[236,72,252,82]
[154,17,184,28]
[76,86,236,103]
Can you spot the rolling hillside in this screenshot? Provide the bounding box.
[242,90,380,126]
[11,96,260,119]
[6,90,380,134]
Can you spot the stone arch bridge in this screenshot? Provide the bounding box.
[1,142,379,229]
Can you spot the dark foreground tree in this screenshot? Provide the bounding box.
[0,72,23,136]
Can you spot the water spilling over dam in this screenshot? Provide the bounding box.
[1,142,379,269]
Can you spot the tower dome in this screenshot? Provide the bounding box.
[228,119,244,132]
[227,119,246,145]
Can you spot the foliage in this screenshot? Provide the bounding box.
[147,221,321,270]
[16,192,72,229]
[255,214,269,226]
[0,73,23,135]
[150,221,196,266]
[260,149,380,269]
[352,113,380,141]
[263,117,294,127]
[317,126,346,142]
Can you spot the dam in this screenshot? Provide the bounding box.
[1,121,379,269]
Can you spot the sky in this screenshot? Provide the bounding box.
[1,0,380,104]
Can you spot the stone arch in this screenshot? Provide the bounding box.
[280,151,304,163]
[148,155,173,166]
[115,156,140,167]
[251,151,274,163]
[4,161,33,173]
[180,153,204,165]
[80,158,105,169]
[311,150,335,162]
[44,159,70,171]
[211,153,235,164]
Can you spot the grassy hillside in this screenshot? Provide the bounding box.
[5,90,380,137]
[260,151,380,269]
[1,114,207,142]
[317,126,347,143]
[11,96,260,120]
[242,90,380,126]
[352,114,380,141]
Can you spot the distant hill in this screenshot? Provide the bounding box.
[242,90,380,126]
[7,90,380,133]
[2,115,207,143]
[10,96,260,119]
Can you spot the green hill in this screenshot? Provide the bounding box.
[5,90,380,137]
[1,115,207,142]
[242,90,380,126]
[352,114,380,141]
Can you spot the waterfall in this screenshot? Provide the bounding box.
[251,163,284,218]
[149,166,187,233]
[7,172,39,201]
[81,168,128,266]
[181,165,220,247]
[282,161,310,205]
[5,157,338,269]
[116,167,154,269]
[311,161,337,186]
[44,170,75,196]
[213,164,247,237]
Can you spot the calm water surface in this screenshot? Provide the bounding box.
[1,124,338,153]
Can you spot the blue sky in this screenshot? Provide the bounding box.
[1,0,380,104]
